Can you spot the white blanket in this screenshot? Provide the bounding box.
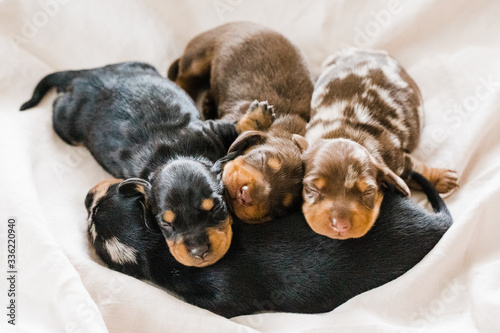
[1,0,500,332]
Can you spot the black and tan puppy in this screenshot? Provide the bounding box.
[302,49,459,240]
[20,62,272,267]
[86,172,452,318]
[168,22,314,223]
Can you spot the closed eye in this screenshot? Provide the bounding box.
[305,186,321,201]
[361,187,376,208]
[161,221,174,232]
[157,214,173,226]
[248,151,266,168]
[211,204,227,221]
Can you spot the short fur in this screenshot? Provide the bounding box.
[168,21,314,223]
[303,49,458,239]
[87,172,452,318]
[21,62,272,267]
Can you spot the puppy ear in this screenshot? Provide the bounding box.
[377,165,411,196]
[292,134,309,153]
[227,130,268,155]
[139,201,160,234]
[366,153,410,196]
[118,178,151,198]
[167,58,180,81]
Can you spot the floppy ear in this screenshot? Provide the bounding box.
[139,200,161,234]
[118,178,151,198]
[119,179,160,233]
[227,130,268,155]
[366,153,410,196]
[292,134,309,153]
[167,58,180,81]
[377,165,411,196]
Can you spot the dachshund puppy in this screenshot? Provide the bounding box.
[20,62,272,267]
[302,49,458,240]
[86,172,452,318]
[168,21,314,223]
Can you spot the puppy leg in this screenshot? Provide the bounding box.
[236,100,275,133]
[201,90,218,120]
[404,154,458,194]
[52,94,83,146]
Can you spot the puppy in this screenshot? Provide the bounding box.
[87,172,452,318]
[168,21,314,223]
[302,49,459,240]
[20,62,272,267]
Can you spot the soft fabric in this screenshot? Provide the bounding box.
[1,0,499,332]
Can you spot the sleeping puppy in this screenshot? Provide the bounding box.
[86,172,452,318]
[20,62,272,267]
[303,49,459,240]
[168,21,314,223]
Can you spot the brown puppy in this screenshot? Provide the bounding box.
[303,49,458,239]
[168,22,313,223]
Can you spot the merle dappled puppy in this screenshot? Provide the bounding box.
[87,172,452,318]
[168,21,314,223]
[303,49,459,240]
[20,62,272,267]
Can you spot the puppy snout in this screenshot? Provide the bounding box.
[331,217,351,233]
[184,235,210,259]
[186,244,210,259]
[237,185,252,205]
[330,207,351,233]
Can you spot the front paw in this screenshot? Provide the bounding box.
[434,169,459,194]
[236,100,275,132]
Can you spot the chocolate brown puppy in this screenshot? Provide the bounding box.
[303,49,458,240]
[168,21,314,223]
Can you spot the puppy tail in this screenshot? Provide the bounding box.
[20,70,81,111]
[410,171,451,217]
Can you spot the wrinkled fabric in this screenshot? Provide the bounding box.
[0,0,499,332]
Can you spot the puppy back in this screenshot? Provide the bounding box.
[307,49,422,153]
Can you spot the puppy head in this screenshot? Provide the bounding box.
[222,131,308,223]
[85,178,124,221]
[147,158,232,267]
[302,139,410,239]
[86,178,148,269]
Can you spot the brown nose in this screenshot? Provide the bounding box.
[238,185,252,205]
[331,218,351,233]
[330,205,351,233]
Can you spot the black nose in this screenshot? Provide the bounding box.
[186,244,210,259]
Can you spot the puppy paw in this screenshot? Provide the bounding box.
[237,100,275,132]
[434,169,459,194]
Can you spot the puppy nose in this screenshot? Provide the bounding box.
[187,244,210,259]
[331,218,350,233]
[238,185,252,205]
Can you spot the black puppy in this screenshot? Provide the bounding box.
[20,62,273,267]
[87,172,452,318]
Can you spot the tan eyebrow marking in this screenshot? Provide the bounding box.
[201,198,214,211]
[313,178,326,190]
[282,193,294,207]
[163,210,175,223]
[267,157,281,171]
